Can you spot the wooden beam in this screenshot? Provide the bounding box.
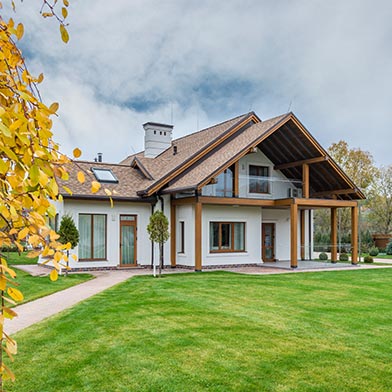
[296,198,357,208]
[300,209,305,260]
[290,203,298,268]
[274,156,328,171]
[172,197,197,206]
[170,203,176,267]
[302,163,309,198]
[234,161,239,197]
[331,207,338,262]
[311,188,359,198]
[195,201,202,271]
[199,196,276,207]
[351,205,358,265]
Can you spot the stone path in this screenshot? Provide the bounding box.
[6,262,392,335]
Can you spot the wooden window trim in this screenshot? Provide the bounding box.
[178,221,185,254]
[210,221,246,253]
[79,213,107,261]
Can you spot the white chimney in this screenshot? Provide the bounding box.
[143,122,173,158]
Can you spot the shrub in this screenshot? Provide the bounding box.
[319,252,328,261]
[386,240,392,255]
[363,255,374,263]
[369,247,379,257]
[339,253,349,262]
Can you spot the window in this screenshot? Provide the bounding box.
[79,214,107,260]
[210,222,245,252]
[249,165,269,193]
[178,221,185,253]
[91,168,118,183]
[215,166,234,197]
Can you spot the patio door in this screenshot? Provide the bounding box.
[262,223,275,262]
[120,215,137,266]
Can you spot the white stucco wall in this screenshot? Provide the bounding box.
[176,204,194,267]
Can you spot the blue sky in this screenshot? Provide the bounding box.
[4,0,392,165]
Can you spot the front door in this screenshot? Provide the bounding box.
[262,223,275,262]
[120,215,137,266]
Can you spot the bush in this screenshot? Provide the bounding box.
[319,252,328,261]
[386,240,392,255]
[339,253,349,262]
[369,247,379,257]
[363,255,374,263]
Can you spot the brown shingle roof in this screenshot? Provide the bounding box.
[163,114,289,193]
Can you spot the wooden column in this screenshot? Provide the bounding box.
[331,207,338,263]
[234,161,239,197]
[290,203,298,268]
[195,201,202,271]
[351,205,358,265]
[300,209,306,260]
[302,163,309,198]
[170,203,176,268]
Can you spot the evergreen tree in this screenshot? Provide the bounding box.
[58,215,79,276]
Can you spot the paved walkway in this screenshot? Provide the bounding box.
[6,262,392,335]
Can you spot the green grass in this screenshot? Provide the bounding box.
[6,269,392,391]
[2,251,38,265]
[12,268,93,306]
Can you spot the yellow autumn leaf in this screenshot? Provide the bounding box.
[0,107,5,116]
[3,307,17,320]
[104,188,112,196]
[50,230,59,241]
[49,102,59,114]
[7,287,24,302]
[91,181,101,193]
[6,338,17,355]
[37,73,44,83]
[17,226,29,240]
[0,276,6,291]
[73,148,82,158]
[16,23,24,40]
[60,24,69,43]
[50,269,58,281]
[62,7,68,19]
[63,185,73,195]
[63,0,70,6]
[77,171,85,183]
[72,254,78,261]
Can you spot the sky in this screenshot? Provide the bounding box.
[3,0,392,165]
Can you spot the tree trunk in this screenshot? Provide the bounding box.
[159,243,163,277]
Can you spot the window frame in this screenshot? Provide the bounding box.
[178,221,185,254]
[248,164,270,194]
[78,213,107,261]
[209,221,246,253]
[91,167,119,183]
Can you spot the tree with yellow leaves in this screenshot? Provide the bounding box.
[0,0,80,387]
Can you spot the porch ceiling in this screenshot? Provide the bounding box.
[258,118,364,200]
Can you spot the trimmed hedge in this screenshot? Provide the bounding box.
[319,252,328,261]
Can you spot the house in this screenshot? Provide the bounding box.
[44,112,364,271]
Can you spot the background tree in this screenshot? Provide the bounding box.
[367,165,392,235]
[147,210,169,277]
[57,214,79,276]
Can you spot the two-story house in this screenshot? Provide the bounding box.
[47,111,364,271]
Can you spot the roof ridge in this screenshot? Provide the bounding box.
[72,160,133,168]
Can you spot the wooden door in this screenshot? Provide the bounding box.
[120,215,137,266]
[262,223,275,262]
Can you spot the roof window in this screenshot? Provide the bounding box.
[91,168,118,183]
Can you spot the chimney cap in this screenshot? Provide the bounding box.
[143,122,173,130]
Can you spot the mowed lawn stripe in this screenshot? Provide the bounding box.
[6,269,392,392]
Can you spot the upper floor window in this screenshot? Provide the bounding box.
[249,165,270,194]
[215,166,234,197]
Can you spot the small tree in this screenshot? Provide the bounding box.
[147,210,169,276]
[58,215,79,276]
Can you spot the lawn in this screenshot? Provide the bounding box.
[11,268,93,306]
[2,251,38,265]
[6,269,392,391]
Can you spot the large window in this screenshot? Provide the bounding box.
[210,222,245,252]
[79,214,107,260]
[249,165,270,194]
[215,166,234,197]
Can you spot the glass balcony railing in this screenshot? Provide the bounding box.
[202,175,303,200]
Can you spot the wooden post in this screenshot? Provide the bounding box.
[300,209,305,260]
[195,201,202,271]
[170,203,176,268]
[331,207,338,263]
[290,203,298,268]
[234,161,239,197]
[302,163,309,198]
[351,205,358,265]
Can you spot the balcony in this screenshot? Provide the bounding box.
[202,175,303,200]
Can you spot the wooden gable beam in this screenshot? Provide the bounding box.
[274,156,328,171]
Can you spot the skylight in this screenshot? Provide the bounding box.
[91,168,118,183]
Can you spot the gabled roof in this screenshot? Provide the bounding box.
[59,111,364,201]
